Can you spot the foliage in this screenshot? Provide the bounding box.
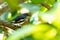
[0,0,60,40]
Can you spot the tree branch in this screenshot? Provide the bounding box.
[0,20,20,30]
[41,2,51,10]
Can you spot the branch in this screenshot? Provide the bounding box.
[41,2,51,10]
[0,20,20,30]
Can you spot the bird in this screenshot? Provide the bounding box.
[10,13,30,27]
[11,13,29,23]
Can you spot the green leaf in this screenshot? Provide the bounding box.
[31,0,56,5]
[31,0,44,4]
[45,0,56,5]
[39,2,60,29]
[0,27,3,33]
[4,0,20,10]
[7,24,34,40]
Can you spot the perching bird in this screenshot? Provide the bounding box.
[10,13,30,27]
[11,8,31,26]
[11,13,30,23]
